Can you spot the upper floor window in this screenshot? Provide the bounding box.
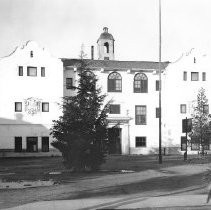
[156,80,161,91]
[183,71,187,81]
[191,72,199,81]
[41,67,45,77]
[66,78,73,89]
[108,72,122,92]
[15,102,22,112]
[134,73,148,93]
[18,66,23,76]
[202,72,206,81]
[27,67,37,76]
[42,102,49,112]
[135,105,146,125]
[30,51,33,58]
[180,104,186,114]
[109,104,120,114]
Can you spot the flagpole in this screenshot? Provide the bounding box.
[158,0,162,164]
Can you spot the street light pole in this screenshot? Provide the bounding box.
[158,0,162,164]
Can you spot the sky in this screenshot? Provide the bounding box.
[0,0,211,62]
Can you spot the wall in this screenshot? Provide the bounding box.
[0,41,63,156]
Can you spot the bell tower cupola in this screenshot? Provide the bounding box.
[97,27,115,60]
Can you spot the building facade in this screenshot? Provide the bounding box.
[162,49,211,154]
[63,28,169,155]
[1,28,211,157]
[0,41,63,157]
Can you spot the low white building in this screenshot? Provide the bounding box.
[162,49,211,154]
[0,41,63,157]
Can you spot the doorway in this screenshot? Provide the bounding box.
[108,128,122,154]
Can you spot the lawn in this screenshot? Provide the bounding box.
[0,154,210,182]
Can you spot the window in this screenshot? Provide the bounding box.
[202,72,206,81]
[19,66,23,76]
[191,72,199,81]
[14,137,22,152]
[15,102,22,112]
[27,67,37,76]
[26,137,38,152]
[104,57,109,60]
[156,80,160,91]
[180,104,186,114]
[183,71,187,81]
[41,67,45,77]
[203,105,209,114]
[42,137,49,152]
[42,102,49,112]
[66,78,73,89]
[156,107,160,118]
[108,72,122,92]
[135,105,146,125]
[30,51,33,58]
[136,137,146,147]
[109,104,120,114]
[134,73,148,93]
[104,42,109,53]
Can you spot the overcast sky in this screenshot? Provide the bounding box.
[0,0,211,62]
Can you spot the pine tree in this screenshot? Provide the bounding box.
[51,60,110,171]
[191,87,210,155]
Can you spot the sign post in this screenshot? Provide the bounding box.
[182,118,192,161]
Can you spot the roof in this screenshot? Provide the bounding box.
[62,59,170,70]
[98,32,114,42]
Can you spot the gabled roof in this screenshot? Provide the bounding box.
[62,59,170,70]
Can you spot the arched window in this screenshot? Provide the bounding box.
[108,72,122,92]
[134,73,148,93]
[104,42,109,53]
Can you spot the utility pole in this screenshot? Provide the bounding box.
[158,0,162,164]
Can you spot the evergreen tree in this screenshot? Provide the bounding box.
[191,87,210,155]
[51,60,110,171]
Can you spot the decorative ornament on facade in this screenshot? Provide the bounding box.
[24,97,42,116]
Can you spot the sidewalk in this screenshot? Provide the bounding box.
[3,194,211,210]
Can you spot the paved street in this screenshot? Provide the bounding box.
[1,161,211,209]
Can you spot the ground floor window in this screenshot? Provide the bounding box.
[26,137,38,152]
[135,137,146,147]
[14,137,22,152]
[42,137,49,152]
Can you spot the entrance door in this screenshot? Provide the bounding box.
[26,137,38,152]
[108,128,122,154]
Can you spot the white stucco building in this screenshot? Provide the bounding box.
[1,28,211,157]
[63,28,169,155]
[162,49,211,154]
[0,41,63,157]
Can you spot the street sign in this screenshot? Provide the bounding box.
[181,136,187,151]
[182,118,192,133]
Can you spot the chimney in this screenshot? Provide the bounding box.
[91,46,94,60]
